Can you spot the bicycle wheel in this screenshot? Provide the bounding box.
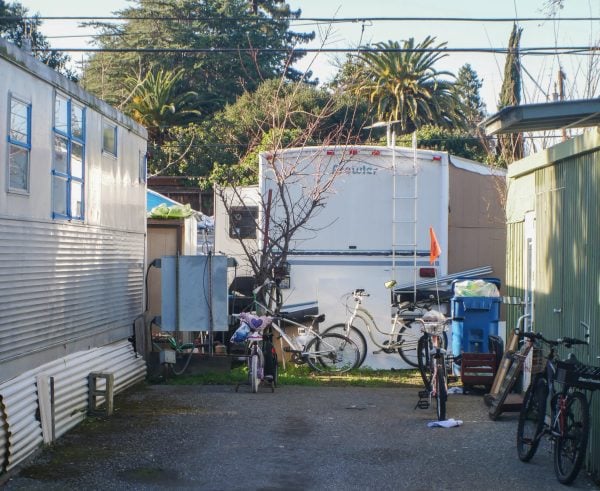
[517,377,547,462]
[322,323,368,368]
[399,322,448,368]
[553,391,589,485]
[272,353,279,389]
[435,359,447,421]
[249,352,260,393]
[305,333,359,373]
[417,335,433,390]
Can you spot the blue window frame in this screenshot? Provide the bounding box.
[7,95,31,192]
[52,94,85,220]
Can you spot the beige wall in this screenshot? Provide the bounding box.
[146,218,197,321]
[448,166,507,288]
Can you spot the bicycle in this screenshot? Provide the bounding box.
[231,282,361,374]
[323,288,448,369]
[233,316,277,393]
[414,311,452,421]
[516,322,600,485]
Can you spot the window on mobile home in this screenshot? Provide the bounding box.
[52,94,85,220]
[7,95,31,193]
[102,120,117,156]
[229,206,258,239]
[139,150,147,183]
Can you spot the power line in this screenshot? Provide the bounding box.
[145,133,585,150]
[7,15,600,23]
[33,46,600,55]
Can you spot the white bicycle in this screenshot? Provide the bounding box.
[323,288,448,368]
[232,304,360,376]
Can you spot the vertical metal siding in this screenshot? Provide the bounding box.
[577,150,600,479]
[583,151,600,480]
[0,340,146,473]
[534,164,565,334]
[0,218,145,380]
[531,148,600,480]
[505,221,525,331]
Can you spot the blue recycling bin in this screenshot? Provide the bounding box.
[451,278,501,357]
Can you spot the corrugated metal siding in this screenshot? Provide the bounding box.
[534,164,565,333]
[570,150,600,480]
[0,218,145,380]
[0,340,146,473]
[505,221,525,331]
[532,149,600,480]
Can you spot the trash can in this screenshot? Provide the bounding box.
[451,278,501,357]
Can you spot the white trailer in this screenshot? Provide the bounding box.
[216,145,506,368]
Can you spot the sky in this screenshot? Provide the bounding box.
[16,0,600,114]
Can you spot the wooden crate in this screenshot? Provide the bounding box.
[461,353,498,388]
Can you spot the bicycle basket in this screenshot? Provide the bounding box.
[421,321,447,335]
[555,360,600,391]
[530,348,545,375]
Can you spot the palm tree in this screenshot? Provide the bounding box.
[348,37,466,134]
[126,68,203,144]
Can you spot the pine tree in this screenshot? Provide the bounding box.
[454,64,486,127]
[0,0,75,79]
[81,0,314,111]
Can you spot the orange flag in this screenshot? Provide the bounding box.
[429,226,441,264]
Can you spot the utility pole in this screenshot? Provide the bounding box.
[558,68,567,141]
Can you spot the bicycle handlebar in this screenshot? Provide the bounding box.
[560,337,588,347]
[523,331,588,348]
[519,321,590,348]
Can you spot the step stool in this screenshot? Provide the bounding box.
[88,372,114,416]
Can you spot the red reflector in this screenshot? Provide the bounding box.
[326,150,335,155]
[419,267,436,277]
[371,150,381,156]
[432,155,442,161]
[349,149,358,155]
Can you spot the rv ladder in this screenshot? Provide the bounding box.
[390,131,419,301]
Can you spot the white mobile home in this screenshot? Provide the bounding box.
[0,38,147,472]
[216,145,506,368]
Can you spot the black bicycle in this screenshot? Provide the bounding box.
[516,322,600,485]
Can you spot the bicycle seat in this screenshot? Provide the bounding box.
[305,314,325,323]
[565,352,579,363]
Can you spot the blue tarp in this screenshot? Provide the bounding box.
[146,189,182,212]
[147,190,214,230]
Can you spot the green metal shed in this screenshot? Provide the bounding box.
[505,128,600,480]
